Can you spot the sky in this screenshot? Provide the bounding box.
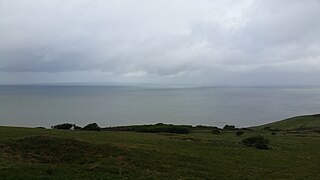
[0,0,320,86]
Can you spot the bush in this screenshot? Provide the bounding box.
[167,126,190,134]
[313,130,320,134]
[105,123,191,134]
[263,126,271,130]
[73,125,82,130]
[194,125,220,130]
[82,123,101,131]
[223,125,236,130]
[242,135,270,149]
[135,124,190,134]
[212,128,221,134]
[52,123,74,130]
[271,132,277,135]
[236,130,244,136]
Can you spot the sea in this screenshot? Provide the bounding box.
[1,85,320,128]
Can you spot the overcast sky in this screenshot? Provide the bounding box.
[0,0,320,86]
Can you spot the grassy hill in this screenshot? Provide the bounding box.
[0,124,320,179]
[256,114,320,131]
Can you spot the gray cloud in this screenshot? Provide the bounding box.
[0,0,320,85]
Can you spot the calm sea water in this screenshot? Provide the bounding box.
[1,85,320,128]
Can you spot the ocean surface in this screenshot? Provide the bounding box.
[1,85,320,128]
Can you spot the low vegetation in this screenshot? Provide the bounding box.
[193,125,221,131]
[0,114,319,179]
[256,114,320,131]
[223,125,236,130]
[82,123,101,131]
[211,128,221,134]
[51,123,223,134]
[51,123,74,130]
[242,135,270,149]
[236,130,244,136]
[2,135,109,164]
[105,123,191,134]
[51,123,100,131]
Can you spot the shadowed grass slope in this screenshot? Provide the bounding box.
[1,135,115,164]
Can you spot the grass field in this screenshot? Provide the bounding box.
[1,117,320,180]
[255,114,320,131]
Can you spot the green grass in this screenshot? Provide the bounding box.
[1,124,320,179]
[256,114,320,131]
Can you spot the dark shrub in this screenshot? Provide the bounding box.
[167,126,190,134]
[82,123,101,131]
[212,128,221,134]
[73,125,82,130]
[271,132,277,135]
[236,130,244,136]
[313,130,320,134]
[223,125,236,130]
[194,125,220,131]
[105,123,191,134]
[52,123,74,130]
[135,124,190,134]
[263,126,271,130]
[242,135,270,150]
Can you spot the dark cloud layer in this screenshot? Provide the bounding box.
[0,0,320,85]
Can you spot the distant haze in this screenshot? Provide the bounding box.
[1,0,320,86]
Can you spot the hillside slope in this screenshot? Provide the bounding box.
[0,123,320,179]
[256,114,320,130]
